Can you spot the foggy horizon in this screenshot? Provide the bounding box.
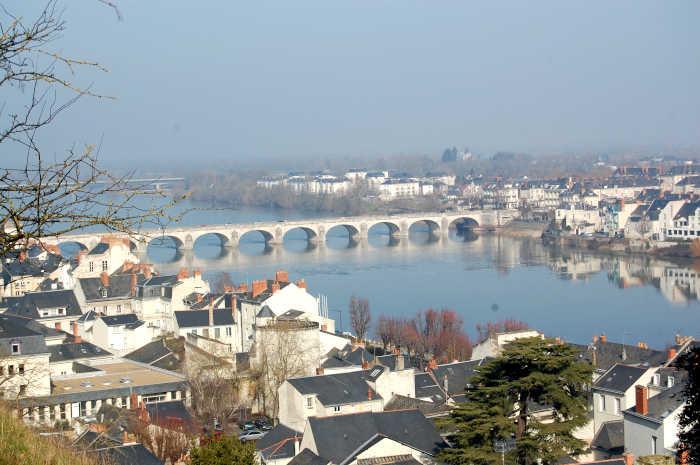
[11,1,700,168]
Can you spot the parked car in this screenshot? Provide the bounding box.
[239,429,266,442]
[254,418,272,431]
[242,420,257,431]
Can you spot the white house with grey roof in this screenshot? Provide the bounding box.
[3,289,83,332]
[89,314,149,356]
[592,364,656,436]
[623,381,686,459]
[278,364,415,432]
[298,410,445,465]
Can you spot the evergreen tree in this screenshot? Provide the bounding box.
[440,337,592,465]
[190,436,256,465]
[678,347,700,465]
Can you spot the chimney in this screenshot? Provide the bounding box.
[668,347,677,361]
[635,385,649,415]
[18,250,27,263]
[367,388,373,401]
[637,342,648,349]
[76,250,87,264]
[100,271,110,288]
[252,280,267,298]
[128,272,137,297]
[238,283,248,293]
[144,267,152,280]
[177,268,189,280]
[592,335,599,344]
[275,270,289,283]
[72,321,82,344]
[55,322,61,331]
[209,298,214,327]
[316,367,324,375]
[294,436,300,456]
[296,279,307,289]
[361,360,369,369]
[196,293,204,303]
[623,453,634,465]
[271,282,280,294]
[443,374,449,393]
[130,392,138,410]
[395,353,404,371]
[123,431,128,444]
[193,269,202,279]
[600,334,607,344]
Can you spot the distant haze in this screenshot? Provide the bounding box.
[12,1,700,168]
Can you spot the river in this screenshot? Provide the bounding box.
[62,201,700,348]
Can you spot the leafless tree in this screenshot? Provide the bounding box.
[1,1,183,258]
[349,295,371,342]
[186,365,238,426]
[253,321,314,419]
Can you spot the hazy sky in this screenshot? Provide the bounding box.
[13,1,700,166]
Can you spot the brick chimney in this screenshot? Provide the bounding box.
[635,385,649,415]
[193,269,202,279]
[130,392,138,410]
[275,270,289,283]
[238,283,248,293]
[623,453,634,465]
[144,267,152,280]
[668,347,677,361]
[367,388,373,401]
[396,353,404,371]
[76,250,87,264]
[100,271,110,288]
[427,358,437,371]
[72,321,82,344]
[130,273,138,297]
[252,280,267,298]
[296,279,307,289]
[316,367,324,375]
[361,360,369,369]
[55,322,61,331]
[177,268,189,280]
[271,282,280,294]
[600,334,607,344]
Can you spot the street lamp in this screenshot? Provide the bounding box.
[493,438,516,465]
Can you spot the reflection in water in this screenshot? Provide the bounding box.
[141,230,700,347]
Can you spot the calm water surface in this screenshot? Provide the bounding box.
[63,202,700,348]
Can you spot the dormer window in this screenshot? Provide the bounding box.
[11,343,20,354]
[652,373,660,386]
[667,376,675,388]
[101,289,108,298]
[57,308,65,315]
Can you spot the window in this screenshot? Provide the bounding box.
[8,365,14,375]
[101,260,108,271]
[116,305,121,313]
[598,394,606,412]
[651,436,658,454]
[0,366,3,375]
[306,397,313,409]
[614,397,621,415]
[89,262,94,272]
[652,373,661,385]
[215,327,221,339]
[101,289,108,298]
[60,404,66,420]
[58,308,65,315]
[226,327,232,336]
[18,364,24,375]
[19,385,26,396]
[667,376,675,388]
[333,405,341,412]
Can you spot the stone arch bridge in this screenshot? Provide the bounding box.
[42,210,518,254]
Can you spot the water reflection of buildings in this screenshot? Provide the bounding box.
[549,252,605,281]
[608,256,700,305]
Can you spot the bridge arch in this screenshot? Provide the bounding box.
[193,232,231,249]
[282,226,318,243]
[327,224,360,238]
[409,219,441,234]
[368,220,401,237]
[448,216,480,230]
[239,229,274,243]
[57,240,89,258]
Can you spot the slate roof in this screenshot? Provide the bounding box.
[569,341,667,372]
[625,381,686,422]
[287,369,381,406]
[256,424,302,461]
[674,201,700,220]
[145,400,195,432]
[1,253,64,278]
[257,305,275,318]
[125,339,172,364]
[414,372,447,403]
[376,354,411,371]
[143,275,180,287]
[90,444,164,465]
[48,341,112,362]
[592,420,624,452]
[288,449,329,465]
[593,364,648,394]
[431,359,487,397]
[174,309,234,328]
[0,314,49,356]
[278,309,306,320]
[80,274,145,301]
[321,356,354,369]
[100,314,140,327]
[4,289,82,319]
[384,394,451,417]
[73,430,121,449]
[307,410,445,465]
[88,242,110,255]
